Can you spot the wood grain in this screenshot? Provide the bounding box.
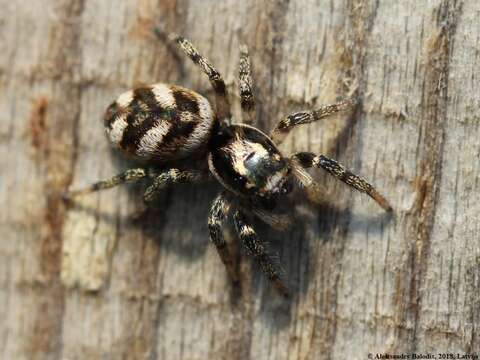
[1,0,479,359]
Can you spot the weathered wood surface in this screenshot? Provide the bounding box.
[1,0,479,359]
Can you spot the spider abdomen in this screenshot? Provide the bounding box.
[104,83,215,162]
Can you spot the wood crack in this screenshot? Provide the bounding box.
[405,0,462,351]
[27,0,86,358]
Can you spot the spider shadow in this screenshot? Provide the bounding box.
[135,181,220,260]
[68,150,221,262]
[111,151,223,261]
[67,179,221,263]
[247,189,393,330]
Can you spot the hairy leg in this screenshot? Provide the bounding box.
[251,207,293,231]
[239,45,256,125]
[154,27,231,123]
[292,152,392,211]
[208,192,237,282]
[143,169,207,203]
[247,196,293,231]
[66,168,148,198]
[233,209,289,297]
[270,98,356,144]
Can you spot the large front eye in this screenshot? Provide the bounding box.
[244,151,265,176]
[281,178,293,194]
[244,151,260,167]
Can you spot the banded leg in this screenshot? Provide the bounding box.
[233,210,289,297]
[270,98,357,144]
[208,192,237,281]
[66,168,147,198]
[249,197,293,231]
[239,45,256,125]
[143,169,207,203]
[292,152,392,211]
[252,207,293,231]
[289,161,327,205]
[154,27,231,123]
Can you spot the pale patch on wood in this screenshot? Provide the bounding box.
[61,208,117,292]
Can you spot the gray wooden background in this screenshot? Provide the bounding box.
[1,0,479,359]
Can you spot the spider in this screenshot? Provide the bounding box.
[67,28,392,297]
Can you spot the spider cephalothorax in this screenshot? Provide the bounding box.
[68,30,391,297]
[209,124,292,198]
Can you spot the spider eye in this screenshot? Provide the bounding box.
[282,180,293,194]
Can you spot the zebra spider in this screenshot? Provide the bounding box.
[67,29,392,297]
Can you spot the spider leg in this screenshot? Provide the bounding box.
[154,27,231,123]
[287,161,327,205]
[233,209,289,297]
[291,152,392,211]
[208,191,237,282]
[239,45,256,125]
[143,169,207,203]
[248,197,293,231]
[270,98,356,145]
[251,206,293,231]
[66,168,148,198]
